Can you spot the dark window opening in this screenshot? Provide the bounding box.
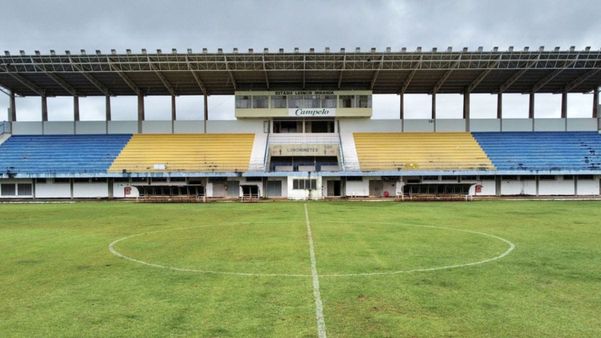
[270,156,338,172]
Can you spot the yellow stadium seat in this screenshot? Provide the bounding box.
[109,134,254,173]
[353,132,494,171]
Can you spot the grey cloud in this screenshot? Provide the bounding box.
[1,0,600,120]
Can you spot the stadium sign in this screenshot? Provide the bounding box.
[270,144,339,156]
[289,108,336,117]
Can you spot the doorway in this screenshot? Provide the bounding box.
[369,180,384,197]
[266,180,282,197]
[327,180,341,197]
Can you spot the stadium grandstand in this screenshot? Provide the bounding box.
[1,46,601,200]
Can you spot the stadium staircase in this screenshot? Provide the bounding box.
[353,132,494,171]
[109,133,255,173]
[0,134,132,175]
[473,131,601,171]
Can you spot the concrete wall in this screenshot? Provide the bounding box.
[538,177,575,195]
[12,122,43,135]
[469,119,501,132]
[73,182,109,198]
[108,121,138,134]
[338,119,402,133]
[534,119,566,132]
[436,119,466,132]
[501,179,537,195]
[44,122,75,135]
[502,119,533,131]
[286,176,322,200]
[566,118,598,131]
[474,179,496,196]
[142,121,173,134]
[403,119,435,132]
[174,121,204,133]
[35,182,71,198]
[207,120,265,133]
[76,121,107,134]
[576,178,600,195]
[345,178,369,197]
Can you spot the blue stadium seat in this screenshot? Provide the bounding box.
[472,132,601,171]
[0,134,132,175]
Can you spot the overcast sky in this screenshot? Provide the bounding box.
[1,0,601,121]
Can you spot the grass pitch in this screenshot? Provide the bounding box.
[1,201,600,337]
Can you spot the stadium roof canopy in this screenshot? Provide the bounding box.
[1,49,600,97]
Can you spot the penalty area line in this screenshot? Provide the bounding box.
[304,203,327,338]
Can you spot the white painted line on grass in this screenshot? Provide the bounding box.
[108,221,516,278]
[304,203,327,338]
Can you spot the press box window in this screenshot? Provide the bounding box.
[235,95,251,109]
[321,95,337,108]
[357,95,371,108]
[292,179,317,190]
[339,95,354,108]
[252,96,269,109]
[288,95,304,108]
[304,95,320,108]
[271,95,287,108]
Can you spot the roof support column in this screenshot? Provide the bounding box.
[171,95,177,120]
[593,87,599,118]
[561,92,568,118]
[137,93,145,121]
[528,92,535,119]
[41,95,48,122]
[497,93,503,119]
[73,96,80,122]
[203,94,208,133]
[8,91,16,122]
[105,96,111,121]
[399,92,404,120]
[431,93,436,120]
[399,92,404,132]
[463,90,470,131]
[137,93,145,134]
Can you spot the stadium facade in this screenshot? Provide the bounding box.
[1,47,601,200]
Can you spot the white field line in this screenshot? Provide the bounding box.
[108,221,515,278]
[304,203,327,338]
[108,223,309,277]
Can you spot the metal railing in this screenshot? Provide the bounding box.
[0,121,11,135]
[267,133,340,144]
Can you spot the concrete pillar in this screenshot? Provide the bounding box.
[594,88,600,131]
[203,94,208,133]
[463,90,470,131]
[171,95,177,120]
[399,92,404,120]
[593,87,599,118]
[41,96,48,122]
[73,96,80,122]
[528,92,535,119]
[137,94,145,121]
[497,93,503,119]
[105,96,111,121]
[463,91,470,119]
[431,93,436,120]
[561,92,568,118]
[9,91,16,122]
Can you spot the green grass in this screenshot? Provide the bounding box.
[1,200,600,337]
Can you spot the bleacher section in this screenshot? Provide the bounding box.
[0,134,132,175]
[473,132,601,171]
[109,134,255,173]
[353,132,494,171]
